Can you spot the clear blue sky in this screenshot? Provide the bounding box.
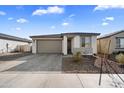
[0,5,124,39]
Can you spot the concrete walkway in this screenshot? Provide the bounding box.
[0,73,124,88]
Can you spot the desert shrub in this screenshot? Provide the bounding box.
[73,52,82,62]
[115,53,124,64]
[82,43,85,47]
[113,51,124,55]
[112,51,118,55]
[93,53,97,56]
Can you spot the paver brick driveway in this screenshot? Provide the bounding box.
[5,54,62,72]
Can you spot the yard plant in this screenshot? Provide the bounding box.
[115,53,124,64]
[73,52,82,62]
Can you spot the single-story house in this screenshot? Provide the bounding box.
[97,30,124,54]
[30,32,100,55]
[0,33,32,53]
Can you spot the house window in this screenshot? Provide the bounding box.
[81,37,85,47]
[116,37,124,48]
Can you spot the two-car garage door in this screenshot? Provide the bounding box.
[37,39,62,53]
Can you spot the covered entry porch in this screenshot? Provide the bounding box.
[62,35,97,55]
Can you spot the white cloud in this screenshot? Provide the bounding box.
[69,14,75,18]
[62,22,69,26]
[16,6,24,10]
[94,5,124,11]
[101,16,114,26]
[102,22,109,26]
[8,17,13,20]
[51,26,55,29]
[17,18,28,23]
[103,16,114,21]
[47,6,63,14]
[32,9,47,15]
[32,6,64,16]
[105,17,114,21]
[15,27,21,31]
[0,11,6,16]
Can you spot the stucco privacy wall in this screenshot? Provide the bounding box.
[0,39,29,53]
[97,37,111,54]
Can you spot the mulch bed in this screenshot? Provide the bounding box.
[62,55,100,73]
[0,52,32,61]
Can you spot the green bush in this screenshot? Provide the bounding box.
[82,43,85,47]
[73,52,82,62]
[115,53,124,64]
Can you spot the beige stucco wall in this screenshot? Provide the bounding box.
[111,32,124,53]
[31,35,98,55]
[72,35,97,55]
[73,35,81,48]
[71,37,74,53]
[91,36,97,54]
[32,40,37,53]
[71,35,81,54]
[62,36,67,55]
[0,39,30,53]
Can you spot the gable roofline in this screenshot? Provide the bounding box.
[97,30,124,40]
[0,33,32,43]
[30,32,100,38]
[30,34,62,38]
[61,32,100,36]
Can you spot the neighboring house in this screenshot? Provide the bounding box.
[0,33,32,53]
[97,30,124,54]
[30,32,100,55]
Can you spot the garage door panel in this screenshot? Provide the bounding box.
[37,40,62,53]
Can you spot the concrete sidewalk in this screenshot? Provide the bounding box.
[0,73,124,88]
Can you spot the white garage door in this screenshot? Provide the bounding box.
[37,39,62,53]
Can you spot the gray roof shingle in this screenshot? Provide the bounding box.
[98,30,124,39]
[30,32,100,38]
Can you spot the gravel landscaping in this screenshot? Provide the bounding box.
[95,56,124,74]
[62,55,100,73]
